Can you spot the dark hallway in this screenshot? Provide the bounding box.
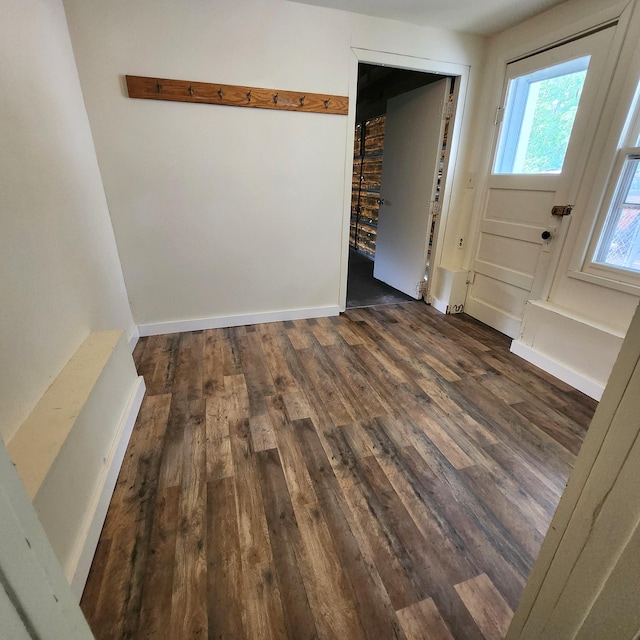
[346,249,414,308]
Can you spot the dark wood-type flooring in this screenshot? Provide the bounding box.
[81,302,597,640]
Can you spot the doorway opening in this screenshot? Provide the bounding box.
[346,63,457,308]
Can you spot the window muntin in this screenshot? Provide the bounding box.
[494,56,590,175]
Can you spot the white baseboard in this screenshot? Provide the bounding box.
[510,340,604,401]
[69,376,146,599]
[138,305,341,337]
[128,325,140,352]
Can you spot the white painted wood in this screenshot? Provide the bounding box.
[7,331,124,500]
[139,305,341,337]
[70,376,146,598]
[506,300,640,639]
[513,299,625,393]
[464,295,523,338]
[466,26,616,334]
[0,582,31,640]
[128,325,141,352]
[373,79,450,298]
[510,340,604,400]
[0,440,93,639]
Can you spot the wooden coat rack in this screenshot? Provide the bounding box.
[126,75,349,115]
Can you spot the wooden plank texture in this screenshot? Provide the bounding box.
[126,75,349,115]
[81,302,595,640]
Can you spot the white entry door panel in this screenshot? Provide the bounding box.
[466,27,616,338]
[374,79,450,298]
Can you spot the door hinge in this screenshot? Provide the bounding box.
[442,100,455,120]
[494,105,504,126]
[418,280,428,298]
[466,270,475,284]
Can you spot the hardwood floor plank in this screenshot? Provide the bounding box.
[267,399,367,640]
[362,415,527,603]
[384,429,530,610]
[510,400,586,455]
[295,344,356,428]
[237,333,276,416]
[294,418,407,640]
[455,573,514,640]
[83,303,596,640]
[259,330,299,394]
[324,425,431,611]
[137,486,181,640]
[230,397,288,640]
[222,335,243,376]
[355,452,484,639]
[207,477,245,640]
[330,314,366,346]
[449,376,575,484]
[459,465,544,560]
[256,448,319,640]
[250,413,278,452]
[173,331,204,400]
[170,398,207,640]
[324,340,390,418]
[397,598,456,640]
[205,394,234,481]
[136,334,181,396]
[202,330,225,397]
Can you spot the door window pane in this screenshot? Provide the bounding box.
[494,56,590,174]
[594,154,640,273]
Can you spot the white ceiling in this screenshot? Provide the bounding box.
[287,0,569,36]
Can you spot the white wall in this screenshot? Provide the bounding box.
[61,0,486,332]
[461,0,640,397]
[0,0,136,443]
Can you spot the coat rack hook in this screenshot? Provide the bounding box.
[188,85,194,96]
[324,98,330,109]
[300,95,306,107]
[156,82,163,93]
[247,90,252,102]
[218,87,224,99]
[273,93,279,105]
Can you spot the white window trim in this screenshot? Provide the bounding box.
[569,58,640,295]
[579,146,640,289]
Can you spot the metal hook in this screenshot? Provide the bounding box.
[156,82,163,93]
[299,95,306,107]
[273,93,279,105]
[188,85,194,97]
[324,98,330,109]
[247,90,252,102]
[218,87,224,99]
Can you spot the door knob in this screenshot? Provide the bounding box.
[376,198,385,205]
[541,230,552,240]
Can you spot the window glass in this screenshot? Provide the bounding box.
[594,154,640,273]
[494,56,590,174]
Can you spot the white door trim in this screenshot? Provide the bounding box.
[339,48,470,310]
[507,300,640,638]
[0,440,93,638]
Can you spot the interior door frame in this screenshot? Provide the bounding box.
[339,48,470,311]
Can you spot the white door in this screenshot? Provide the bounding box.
[466,27,615,338]
[0,440,93,639]
[374,78,450,298]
